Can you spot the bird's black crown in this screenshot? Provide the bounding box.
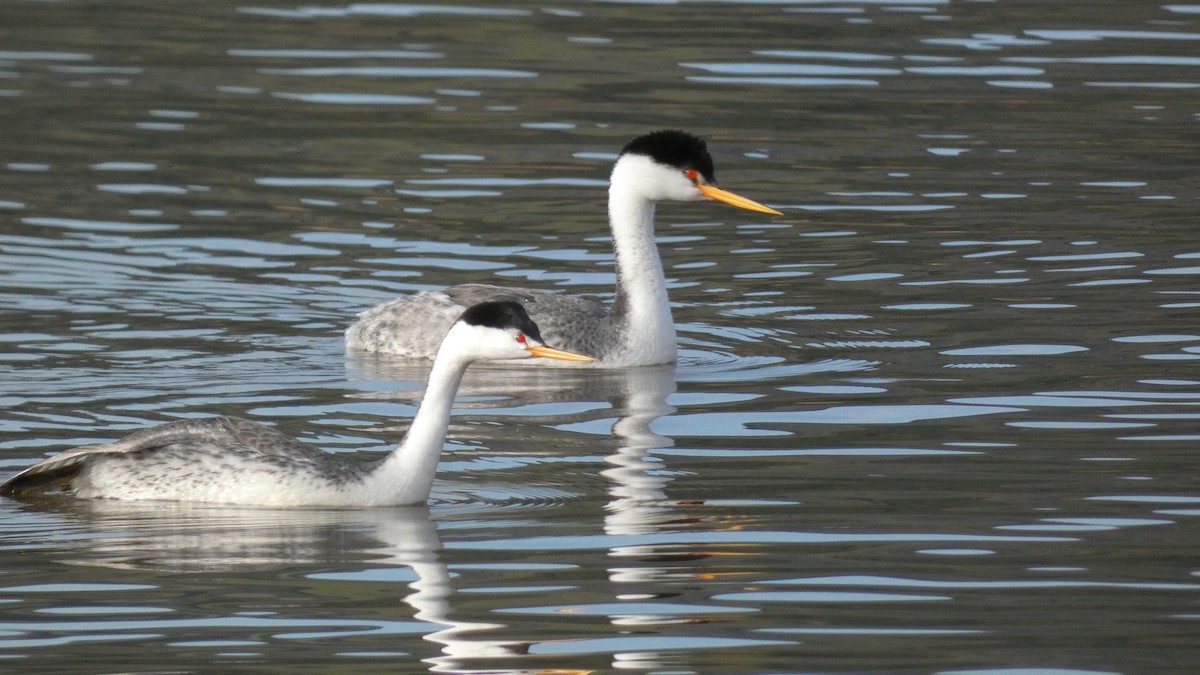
[459,301,544,343]
[621,129,716,183]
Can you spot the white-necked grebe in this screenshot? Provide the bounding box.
[0,301,593,506]
[345,130,780,367]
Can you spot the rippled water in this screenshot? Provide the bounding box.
[2,0,1199,672]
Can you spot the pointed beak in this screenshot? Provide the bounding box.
[526,345,596,362]
[697,183,782,216]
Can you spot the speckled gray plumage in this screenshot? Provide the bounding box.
[346,283,624,361]
[0,416,377,498]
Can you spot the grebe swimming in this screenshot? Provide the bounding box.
[345,130,780,367]
[1,302,593,506]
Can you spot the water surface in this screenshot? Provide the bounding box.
[1,1,1198,672]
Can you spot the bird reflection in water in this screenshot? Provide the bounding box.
[17,501,533,671]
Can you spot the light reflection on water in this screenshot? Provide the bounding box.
[1,0,1199,672]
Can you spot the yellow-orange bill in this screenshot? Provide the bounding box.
[527,345,597,362]
[697,184,782,216]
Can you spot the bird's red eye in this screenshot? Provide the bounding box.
[516,333,527,344]
[685,169,699,183]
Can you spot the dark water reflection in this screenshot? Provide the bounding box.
[2,0,1199,672]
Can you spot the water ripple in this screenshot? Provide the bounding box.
[257,66,537,79]
[767,575,1200,592]
[449,530,1074,552]
[271,92,434,105]
[651,404,1022,436]
[238,5,531,19]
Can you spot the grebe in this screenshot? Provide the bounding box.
[0,302,593,506]
[345,130,781,367]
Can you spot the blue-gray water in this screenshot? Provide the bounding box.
[1,1,1199,672]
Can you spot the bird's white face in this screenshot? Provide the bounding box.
[612,153,782,215]
[613,153,707,203]
[443,322,595,364]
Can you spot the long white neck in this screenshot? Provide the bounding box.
[365,349,469,505]
[608,161,676,363]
